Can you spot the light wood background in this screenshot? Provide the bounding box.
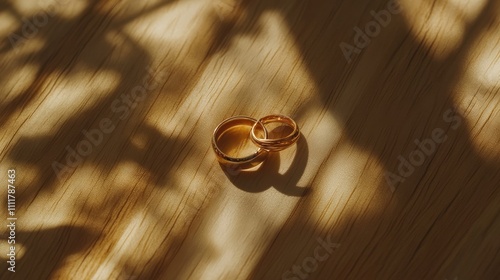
[1,0,499,279]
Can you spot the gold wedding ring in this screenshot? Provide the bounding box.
[212,116,269,169]
[212,114,300,171]
[250,114,300,152]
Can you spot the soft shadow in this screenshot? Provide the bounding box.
[0,225,98,280]
[221,0,500,278]
[223,133,310,197]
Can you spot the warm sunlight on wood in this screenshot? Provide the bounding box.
[399,0,488,58]
[0,0,499,279]
[452,13,500,160]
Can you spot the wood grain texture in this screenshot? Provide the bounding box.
[0,0,499,279]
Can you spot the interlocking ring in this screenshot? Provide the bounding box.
[212,116,269,170]
[212,114,300,170]
[250,114,300,152]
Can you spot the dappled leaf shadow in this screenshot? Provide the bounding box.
[231,0,500,278]
[0,225,98,279]
[1,0,499,278]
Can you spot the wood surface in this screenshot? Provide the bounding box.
[0,0,499,279]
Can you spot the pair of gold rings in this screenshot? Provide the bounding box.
[212,115,300,170]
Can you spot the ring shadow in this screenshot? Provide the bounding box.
[222,133,310,197]
[2,0,499,278]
